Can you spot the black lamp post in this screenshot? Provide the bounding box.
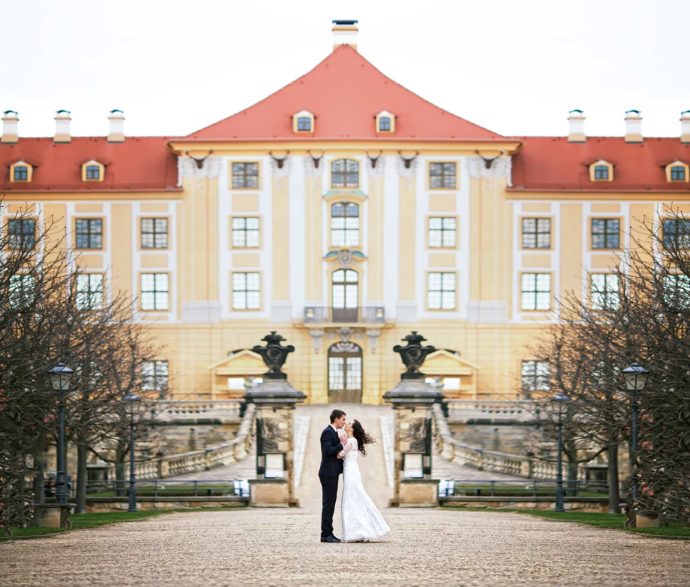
[622,363,649,504]
[123,392,141,513]
[552,392,570,513]
[48,363,74,505]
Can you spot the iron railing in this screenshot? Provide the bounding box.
[438,479,599,498]
[86,479,250,498]
[303,306,385,323]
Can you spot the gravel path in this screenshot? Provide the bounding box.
[2,405,688,585]
[1,508,689,586]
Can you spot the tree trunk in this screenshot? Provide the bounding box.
[75,442,88,514]
[115,439,127,497]
[31,438,46,506]
[607,443,621,514]
[565,439,578,496]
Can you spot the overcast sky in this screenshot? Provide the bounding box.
[2,0,688,139]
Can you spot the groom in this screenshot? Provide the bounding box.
[319,408,347,543]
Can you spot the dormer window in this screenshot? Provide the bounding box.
[666,161,689,183]
[10,161,32,183]
[293,110,314,134]
[589,160,613,182]
[82,160,105,182]
[376,111,395,133]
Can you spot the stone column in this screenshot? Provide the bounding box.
[384,332,443,507]
[245,332,305,507]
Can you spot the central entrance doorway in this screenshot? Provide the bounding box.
[328,341,363,403]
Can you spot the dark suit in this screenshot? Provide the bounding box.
[319,425,344,538]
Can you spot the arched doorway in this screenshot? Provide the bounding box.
[328,341,363,403]
[332,268,358,322]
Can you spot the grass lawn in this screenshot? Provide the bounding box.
[442,506,690,539]
[1,507,243,541]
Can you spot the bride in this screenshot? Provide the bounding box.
[340,420,391,542]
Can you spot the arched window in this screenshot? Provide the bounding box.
[292,110,314,133]
[328,341,363,403]
[82,160,105,182]
[331,159,359,188]
[589,160,613,182]
[331,268,358,322]
[10,161,32,183]
[330,202,359,247]
[666,161,689,183]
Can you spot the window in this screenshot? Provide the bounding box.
[9,274,35,308]
[331,159,359,188]
[429,163,457,189]
[232,217,260,248]
[7,219,35,249]
[76,274,104,310]
[521,273,551,311]
[591,274,619,310]
[331,269,358,321]
[75,218,103,249]
[521,360,550,395]
[666,161,689,183]
[82,161,104,182]
[593,165,609,180]
[428,217,456,248]
[522,218,551,249]
[591,218,620,249]
[590,161,613,182]
[428,272,456,310]
[670,166,687,182]
[331,203,359,247]
[140,273,169,311]
[376,111,395,133]
[231,162,259,189]
[292,111,314,133]
[142,360,169,396]
[663,218,690,249]
[11,163,31,182]
[663,274,690,309]
[141,218,169,249]
[232,272,260,310]
[297,116,312,131]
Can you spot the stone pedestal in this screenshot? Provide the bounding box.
[245,379,305,508]
[398,479,440,507]
[34,503,72,528]
[248,479,292,507]
[384,379,443,508]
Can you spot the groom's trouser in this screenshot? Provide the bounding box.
[319,474,339,537]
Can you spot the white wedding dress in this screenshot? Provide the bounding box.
[341,437,391,542]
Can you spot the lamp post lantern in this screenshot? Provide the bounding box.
[622,363,649,504]
[48,363,74,505]
[552,392,570,513]
[123,392,141,513]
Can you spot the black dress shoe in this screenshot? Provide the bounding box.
[321,535,341,543]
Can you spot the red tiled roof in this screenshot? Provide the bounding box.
[0,137,180,192]
[511,137,690,192]
[185,44,503,142]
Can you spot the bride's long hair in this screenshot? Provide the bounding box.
[352,420,375,456]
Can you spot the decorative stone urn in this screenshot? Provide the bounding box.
[384,331,443,507]
[245,332,305,507]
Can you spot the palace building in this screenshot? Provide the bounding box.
[2,21,690,404]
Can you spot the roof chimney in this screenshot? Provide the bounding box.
[332,19,358,51]
[108,109,125,142]
[1,110,19,143]
[54,109,72,143]
[567,109,586,142]
[624,109,643,143]
[681,110,690,144]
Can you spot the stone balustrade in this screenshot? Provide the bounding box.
[150,400,243,424]
[110,403,256,481]
[445,400,540,424]
[432,403,586,481]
